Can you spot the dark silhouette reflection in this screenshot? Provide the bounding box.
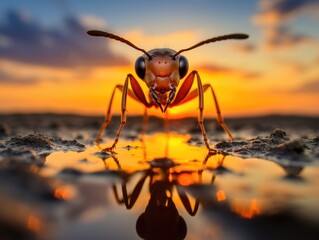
[136,180,187,240]
[278,164,304,177]
[110,152,226,240]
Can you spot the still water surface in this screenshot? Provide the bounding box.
[41,133,319,240]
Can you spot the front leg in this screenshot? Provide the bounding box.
[102,74,153,153]
[194,71,215,152]
[170,70,233,153]
[102,75,129,152]
[96,78,146,143]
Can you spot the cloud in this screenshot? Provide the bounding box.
[0,69,40,85]
[264,25,315,49]
[253,0,319,25]
[79,15,108,30]
[272,57,308,72]
[199,63,261,80]
[0,9,129,68]
[231,42,256,53]
[293,79,319,93]
[253,0,319,50]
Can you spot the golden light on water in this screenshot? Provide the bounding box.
[27,214,42,232]
[54,186,73,200]
[216,190,226,202]
[230,198,261,219]
[34,129,319,240]
[177,173,194,186]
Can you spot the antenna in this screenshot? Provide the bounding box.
[173,33,249,58]
[87,30,152,59]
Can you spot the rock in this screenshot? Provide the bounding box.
[6,132,54,150]
[0,123,11,136]
[269,129,289,144]
[274,139,305,154]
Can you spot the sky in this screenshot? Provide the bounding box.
[0,0,318,118]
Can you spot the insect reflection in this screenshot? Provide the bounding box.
[106,152,226,240]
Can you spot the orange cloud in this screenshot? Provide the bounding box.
[231,42,256,54]
[198,63,261,81]
[292,79,319,93]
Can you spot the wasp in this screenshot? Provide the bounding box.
[87,30,249,153]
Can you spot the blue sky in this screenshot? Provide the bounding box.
[0,0,257,36]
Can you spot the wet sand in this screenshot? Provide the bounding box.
[0,113,318,240]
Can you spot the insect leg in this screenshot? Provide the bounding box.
[195,72,234,150]
[113,172,149,209]
[170,71,196,107]
[95,78,142,143]
[170,72,234,141]
[102,75,129,152]
[101,74,153,152]
[95,84,122,143]
[194,71,214,151]
[141,107,149,137]
[206,84,234,141]
[176,185,200,216]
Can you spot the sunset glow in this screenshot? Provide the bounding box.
[230,198,262,219]
[216,190,227,202]
[54,186,73,200]
[27,214,42,232]
[0,0,318,117]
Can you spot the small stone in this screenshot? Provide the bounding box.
[275,139,305,154]
[0,123,11,136]
[270,129,289,140]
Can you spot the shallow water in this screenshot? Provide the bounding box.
[38,133,319,240]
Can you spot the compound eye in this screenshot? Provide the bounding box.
[135,56,146,80]
[179,55,189,79]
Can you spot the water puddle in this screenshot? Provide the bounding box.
[37,133,319,240]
